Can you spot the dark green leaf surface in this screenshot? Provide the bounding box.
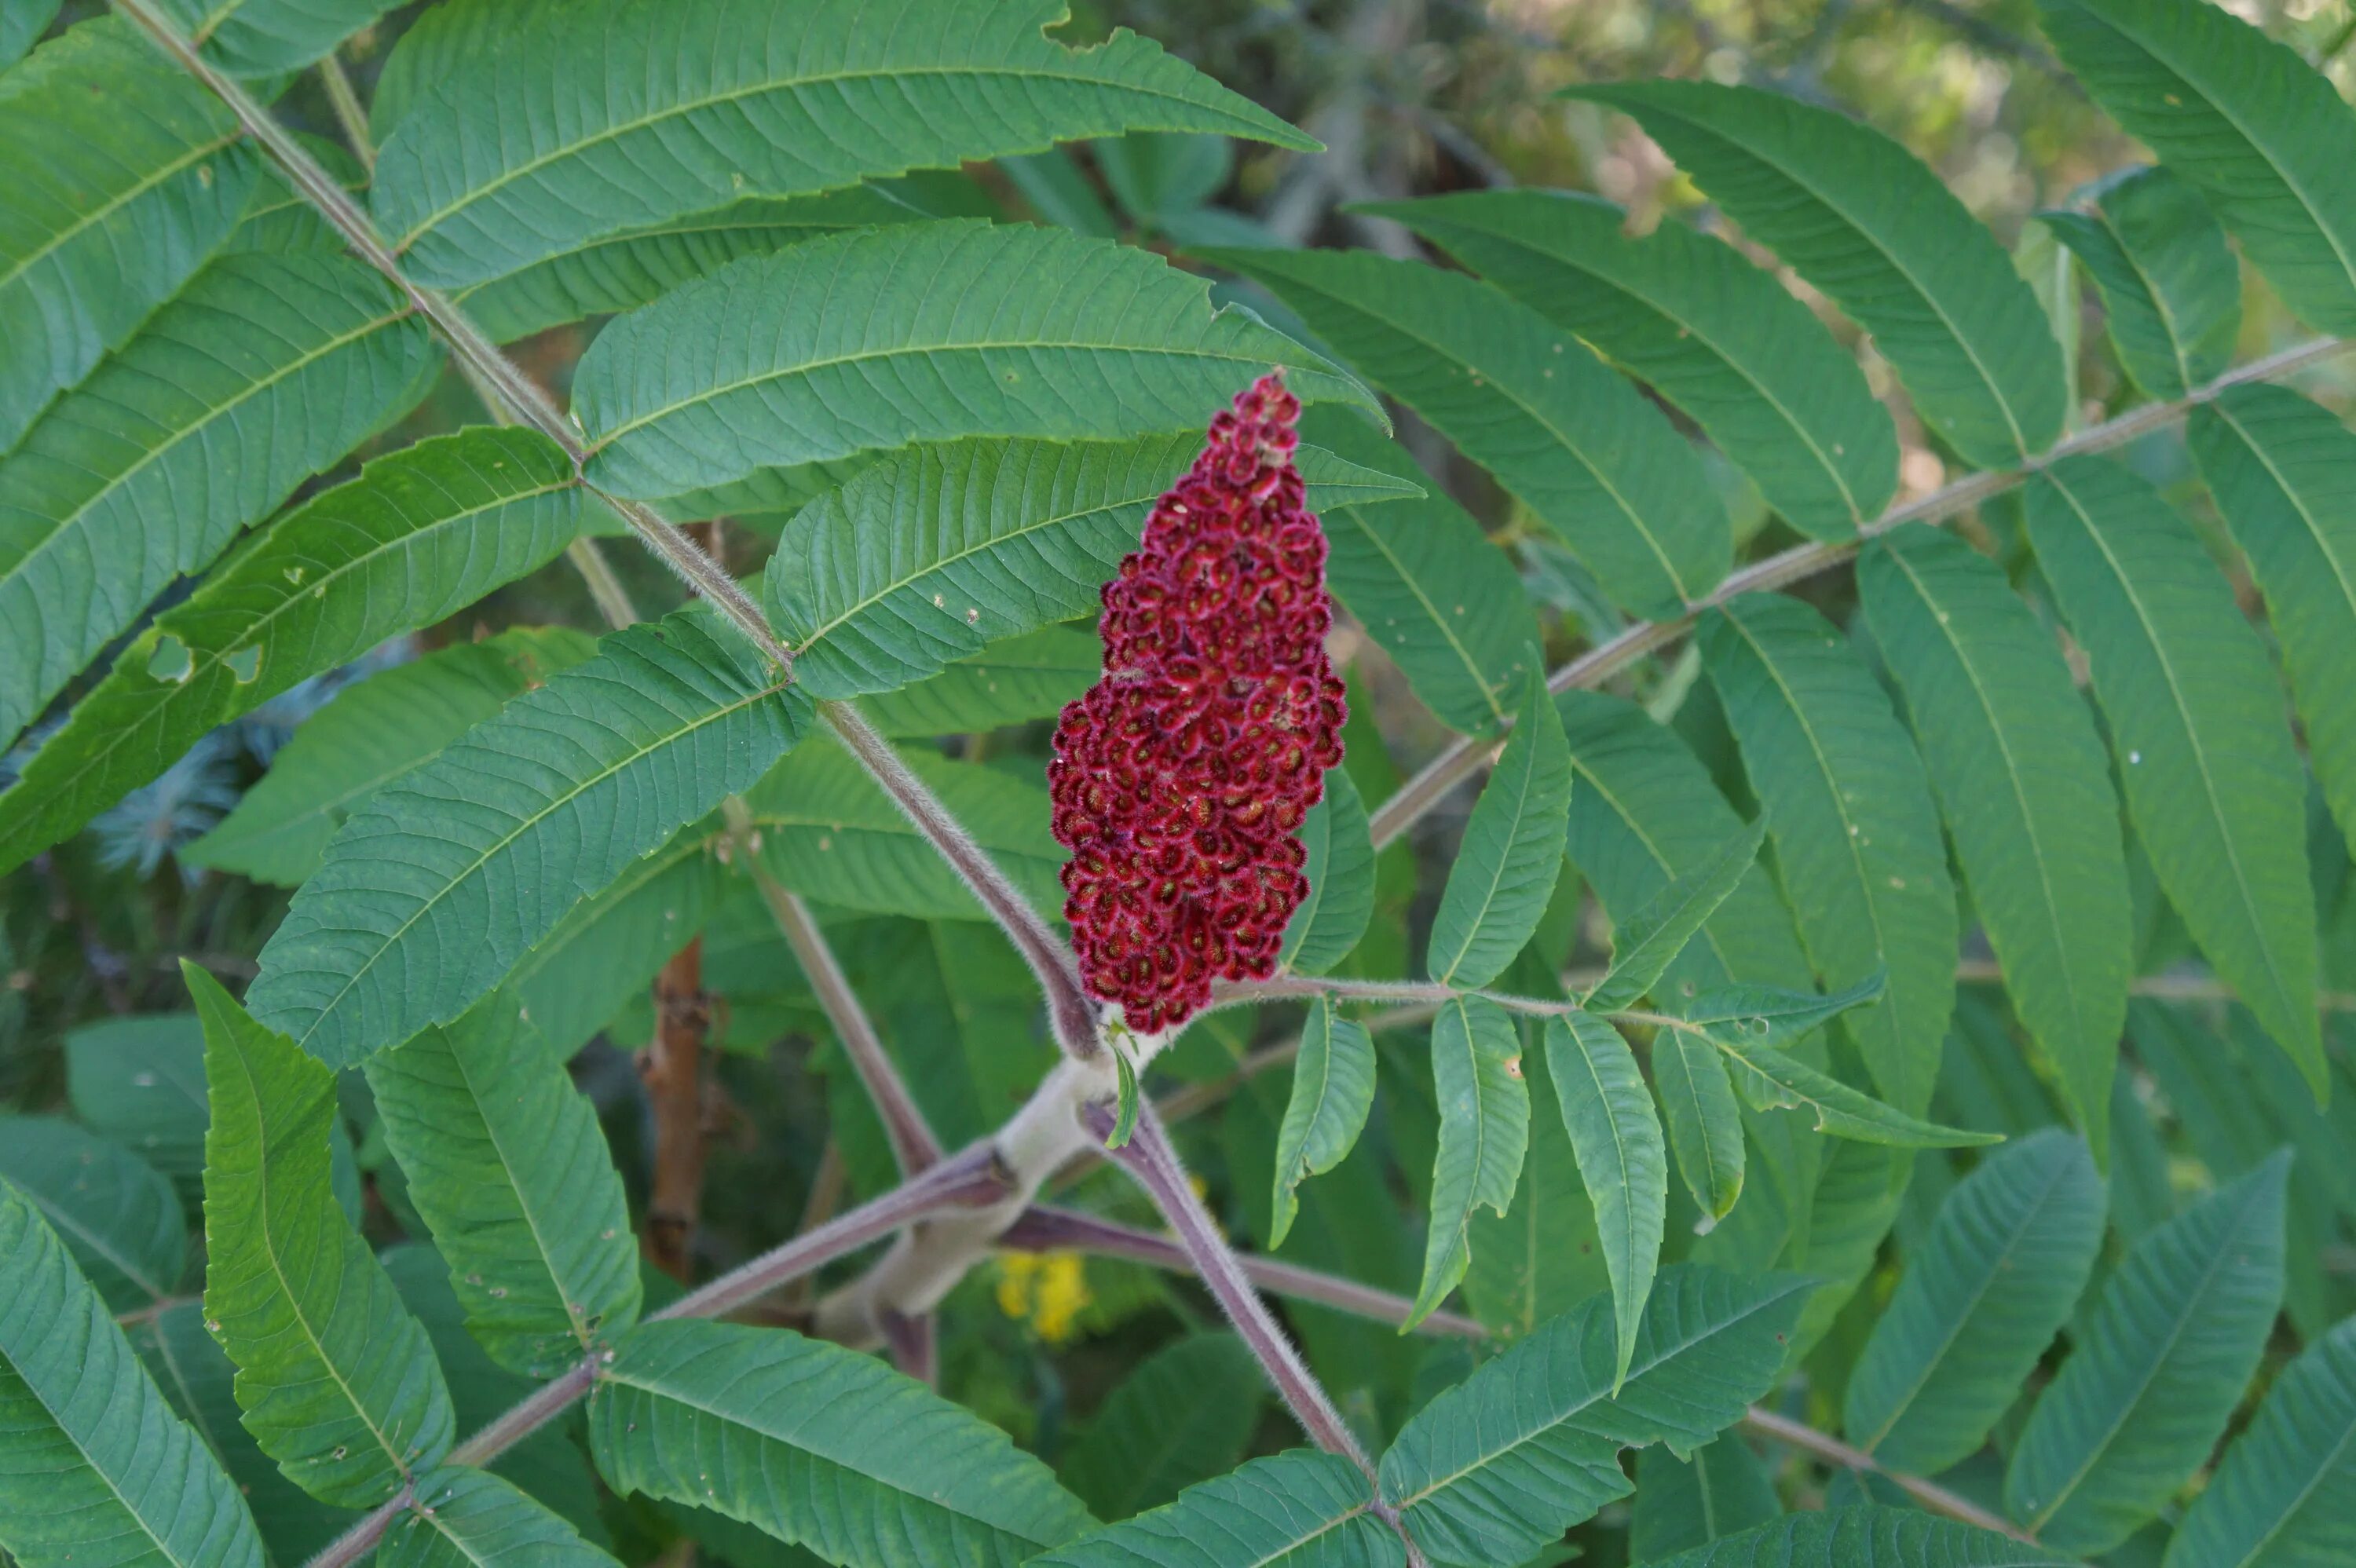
[2037,0,2356,335]
[364,1004,642,1377]
[0,430,598,872]
[63,1014,209,1206]
[2004,1153,2291,1552]
[1211,245,1729,616]
[1032,1449,1398,1568]
[247,609,811,1067]
[0,1116,183,1311]
[1061,1335,1260,1522]
[1365,189,1897,539]
[1427,668,1574,988]
[1414,994,1531,1328]
[0,1179,265,1568]
[2025,457,2321,1094]
[1280,769,1377,975]
[188,967,455,1507]
[0,251,435,751]
[371,0,1312,287]
[0,0,59,66]
[1645,1506,2077,1566]
[0,16,256,456]
[2167,1314,2356,1567]
[1571,81,2065,470]
[1379,1266,1810,1566]
[2042,166,2240,398]
[502,834,728,1059]
[148,0,392,74]
[1655,1025,1747,1223]
[1858,526,2130,1153]
[854,626,1098,739]
[1547,1011,1668,1387]
[1701,594,1958,1114]
[1586,817,1766,1013]
[588,1318,1094,1567]
[1465,1039,1608,1340]
[1630,1438,1781,1560]
[1842,1130,2105,1473]
[1271,998,1379,1248]
[380,1466,624,1567]
[573,222,1374,499]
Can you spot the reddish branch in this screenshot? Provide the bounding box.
[639,938,714,1281]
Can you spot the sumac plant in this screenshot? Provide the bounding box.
[9,0,2356,1563]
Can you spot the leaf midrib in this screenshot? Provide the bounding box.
[0,128,242,298]
[1333,505,1511,729]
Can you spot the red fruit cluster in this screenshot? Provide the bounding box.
[1048,371,1347,1034]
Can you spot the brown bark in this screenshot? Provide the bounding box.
[640,937,713,1281]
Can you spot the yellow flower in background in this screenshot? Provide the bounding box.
[994,1250,1092,1343]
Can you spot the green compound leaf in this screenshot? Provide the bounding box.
[1858,525,2131,1157]
[1427,667,1574,989]
[63,1013,210,1208]
[0,251,436,751]
[1646,1506,2078,1566]
[2168,1314,2356,1568]
[1209,244,1729,617]
[1271,997,1379,1248]
[1571,81,2065,470]
[147,0,393,75]
[2004,1153,2291,1552]
[1654,1025,1747,1223]
[187,965,455,1508]
[247,609,812,1068]
[1842,1129,2106,1473]
[2037,0,2356,336]
[0,430,600,874]
[2042,166,2240,399]
[587,1318,1094,1567]
[573,222,1376,499]
[502,834,727,1060]
[186,628,601,889]
[854,626,1098,738]
[364,1003,642,1379]
[1412,994,1531,1330]
[2025,457,2322,1095]
[1700,594,1958,1116]
[1279,769,1376,976]
[1629,1437,1781,1560]
[2190,384,2356,861]
[1585,816,1766,1014]
[739,740,1063,923]
[1379,1266,1809,1567]
[1546,1011,1667,1390]
[1033,1449,1399,1568]
[380,1466,624,1568]
[0,1176,267,1568]
[371,0,1313,288]
[1702,1020,1998,1150]
[1363,189,1897,541]
[766,429,1413,699]
[1060,1334,1261,1523]
[0,1116,184,1312]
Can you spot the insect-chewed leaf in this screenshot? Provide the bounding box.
[1644,1506,2079,1566]
[740,740,1063,922]
[2168,1313,2356,1567]
[1427,667,1574,988]
[2037,0,2356,336]
[247,609,811,1068]
[1033,1449,1398,1568]
[1060,1334,1261,1522]
[765,429,1412,698]
[0,431,602,874]
[0,16,258,457]
[1363,190,1897,542]
[2190,384,2356,860]
[1271,997,1379,1248]
[1571,81,2065,470]
[2025,458,2322,1095]
[1546,1011,1667,1389]
[364,1003,642,1378]
[2004,1153,2291,1552]
[1209,246,1729,617]
[1586,816,1766,1013]
[1629,1438,1781,1560]
[2043,166,2240,399]
[145,0,393,74]
[185,629,602,888]
[1700,594,1957,1115]
[185,965,455,1508]
[0,1116,184,1313]
[1842,1129,2106,1474]
[854,626,1099,738]
[0,1177,267,1568]
[1302,407,1537,736]
[0,251,437,754]
[371,0,1312,288]
[1380,1265,1809,1567]
[1705,1017,1998,1150]
[1858,526,2130,1157]
[587,1318,1094,1567]
[572,222,1374,499]
[1279,769,1376,975]
[379,1466,623,1568]
[1412,995,1530,1329]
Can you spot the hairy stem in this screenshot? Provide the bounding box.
[1736,1405,2038,1542]
[313,53,372,172]
[1366,334,2356,852]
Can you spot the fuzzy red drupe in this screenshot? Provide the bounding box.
[1048,371,1348,1033]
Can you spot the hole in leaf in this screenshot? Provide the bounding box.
[146,636,193,685]
[225,645,262,684]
